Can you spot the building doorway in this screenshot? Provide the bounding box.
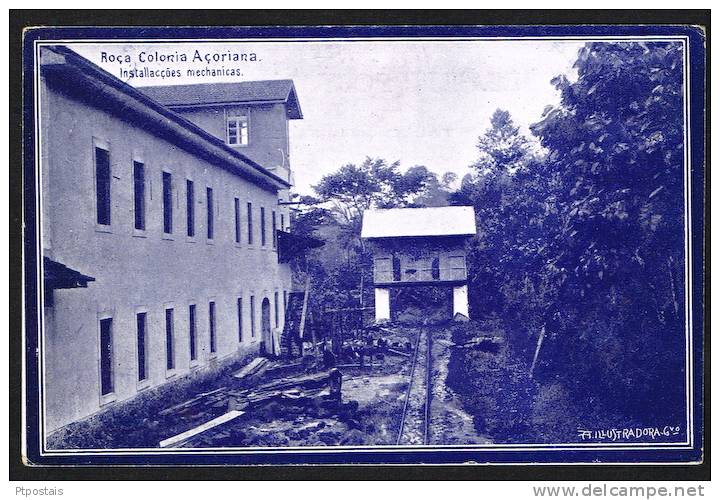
[260,297,274,356]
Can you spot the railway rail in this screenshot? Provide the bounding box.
[396,327,433,445]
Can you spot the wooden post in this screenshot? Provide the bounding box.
[374,288,390,321]
[529,324,546,379]
[359,272,364,308]
[298,277,310,357]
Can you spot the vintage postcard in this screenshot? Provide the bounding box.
[21,24,706,467]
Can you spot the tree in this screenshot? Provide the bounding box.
[456,109,541,315]
[413,168,457,207]
[471,109,533,175]
[526,41,686,420]
[457,41,686,426]
[313,157,431,228]
[299,158,435,315]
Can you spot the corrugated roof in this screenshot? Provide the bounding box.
[137,80,303,119]
[360,206,477,239]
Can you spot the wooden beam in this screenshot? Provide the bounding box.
[232,357,268,380]
[159,410,244,448]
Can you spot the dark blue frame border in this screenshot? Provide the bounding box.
[20,23,707,469]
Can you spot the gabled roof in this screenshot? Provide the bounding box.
[361,206,477,239]
[137,80,303,119]
[40,46,290,192]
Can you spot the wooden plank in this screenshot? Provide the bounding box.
[159,410,244,448]
[251,370,330,392]
[232,357,268,379]
[157,387,228,416]
[323,306,375,313]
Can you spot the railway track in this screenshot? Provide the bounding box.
[396,327,433,445]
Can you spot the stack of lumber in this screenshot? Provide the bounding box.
[157,386,229,419]
[228,369,342,412]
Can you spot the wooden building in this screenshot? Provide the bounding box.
[360,206,477,322]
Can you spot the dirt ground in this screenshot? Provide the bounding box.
[182,345,414,447]
[49,322,494,449]
[182,323,490,448]
[429,327,491,445]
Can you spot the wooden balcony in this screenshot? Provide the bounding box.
[374,265,467,286]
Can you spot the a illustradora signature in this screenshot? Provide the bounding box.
[577,426,682,442]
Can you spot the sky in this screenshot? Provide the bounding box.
[70,40,584,195]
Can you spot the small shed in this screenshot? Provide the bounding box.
[360,206,477,321]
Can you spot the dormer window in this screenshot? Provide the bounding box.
[227,116,249,146]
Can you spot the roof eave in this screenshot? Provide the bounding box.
[361,233,476,240]
[164,98,303,120]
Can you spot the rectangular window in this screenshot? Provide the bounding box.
[133,161,145,230]
[189,304,197,361]
[280,213,285,232]
[186,180,195,237]
[272,210,277,249]
[283,291,288,316]
[226,116,249,146]
[247,202,253,244]
[237,297,243,342]
[99,317,113,395]
[165,308,175,370]
[234,198,241,243]
[250,296,256,337]
[162,171,173,234]
[260,207,266,246]
[206,187,214,239]
[136,312,147,381]
[274,291,279,327]
[95,147,111,225]
[209,301,217,353]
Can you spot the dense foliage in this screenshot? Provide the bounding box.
[458,41,686,428]
[295,41,687,433]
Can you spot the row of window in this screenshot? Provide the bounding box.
[99,290,288,397]
[95,145,284,248]
[375,254,468,283]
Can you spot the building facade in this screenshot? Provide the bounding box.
[39,46,301,433]
[360,206,477,322]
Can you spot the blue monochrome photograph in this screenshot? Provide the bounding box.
[22,25,706,466]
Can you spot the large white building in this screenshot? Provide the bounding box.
[39,46,306,433]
